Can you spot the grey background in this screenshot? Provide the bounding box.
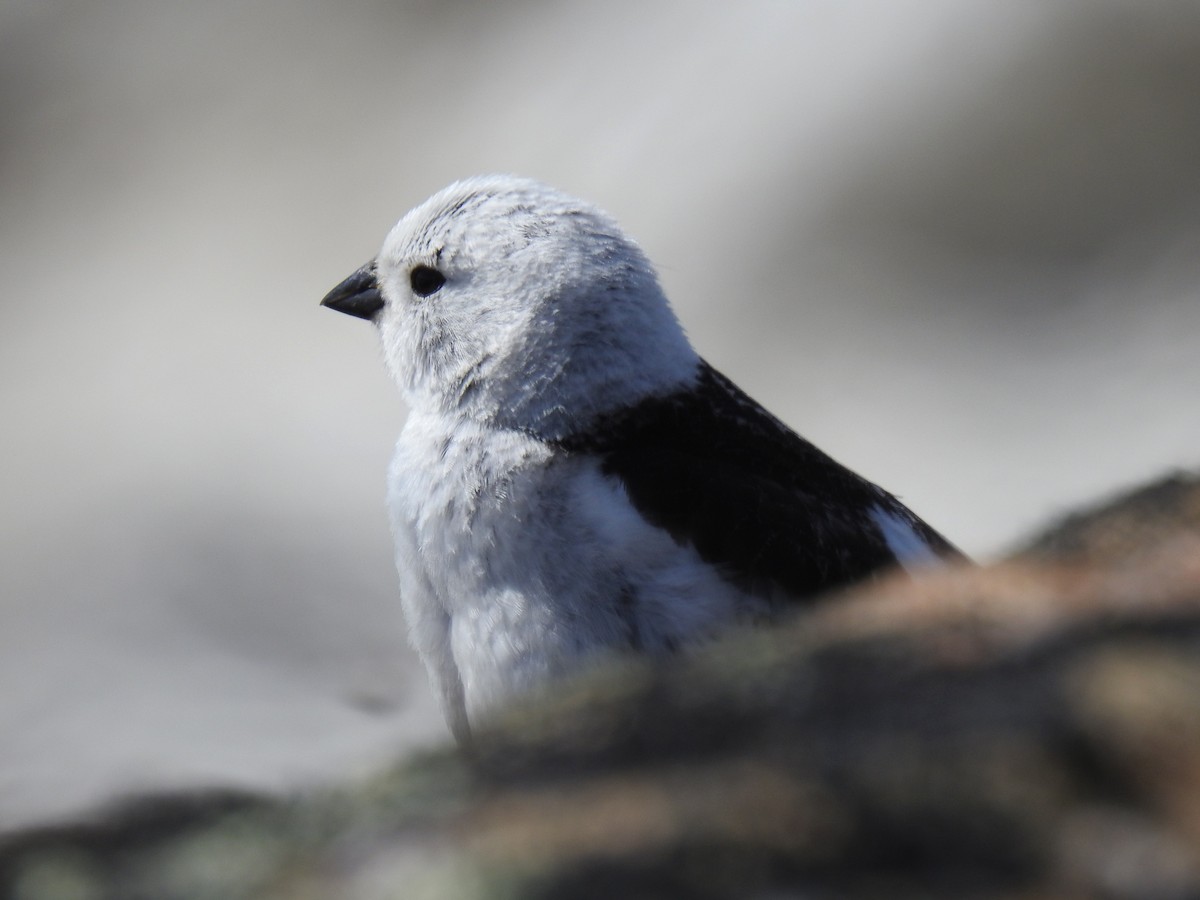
[2,0,1198,829]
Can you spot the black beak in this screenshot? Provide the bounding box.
[320,261,384,321]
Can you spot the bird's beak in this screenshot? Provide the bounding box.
[320,261,384,321]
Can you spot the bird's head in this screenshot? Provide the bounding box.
[321,176,697,438]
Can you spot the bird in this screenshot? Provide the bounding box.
[321,175,963,743]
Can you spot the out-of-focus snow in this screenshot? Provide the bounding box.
[2,0,1199,830]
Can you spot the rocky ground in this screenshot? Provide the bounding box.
[4,471,1200,899]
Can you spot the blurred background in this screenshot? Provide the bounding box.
[2,0,1198,831]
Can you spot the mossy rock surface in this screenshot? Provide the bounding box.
[5,473,1200,899]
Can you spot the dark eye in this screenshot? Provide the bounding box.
[410,265,446,297]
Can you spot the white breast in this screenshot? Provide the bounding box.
[388,411,763,739]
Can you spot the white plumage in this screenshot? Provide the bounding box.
[322,175,961,743]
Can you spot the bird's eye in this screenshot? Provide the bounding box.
[410,265,446,297]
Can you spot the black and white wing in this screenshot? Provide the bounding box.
[558,361,964,603]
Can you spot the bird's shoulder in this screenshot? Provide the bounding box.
[555,361,960,601]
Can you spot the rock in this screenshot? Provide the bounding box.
[4,472,1200,899]
[1018,471,1200,566]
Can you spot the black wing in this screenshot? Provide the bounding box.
[557,361,963,603]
